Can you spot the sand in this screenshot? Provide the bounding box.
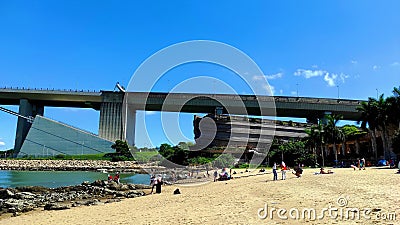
[1,167,399,225]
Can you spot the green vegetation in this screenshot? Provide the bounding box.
[132,151,159,163]
[357,86,400,159]
[269,139,316,167]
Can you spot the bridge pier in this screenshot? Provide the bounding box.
[99,92,124,143]
[98,92,136,146]
[14,99,44,156]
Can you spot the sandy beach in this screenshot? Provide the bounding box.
[1,167,399,225]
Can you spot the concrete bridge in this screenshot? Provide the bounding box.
[0,88,364,154]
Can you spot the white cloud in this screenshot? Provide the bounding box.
[324,73,338,87]
[391,62,400,66]
[290,91,297,96]
[265,72,283,80]
[339,73,349,83]
[373,65,380,70]
[294,68,349,86]
[311,65,318,68]
[0,141,5,146]
[294,69,327,79]
[279,89,283,95]
[253,72,283,81]
[351,60,358,64]
[266,85,275,95]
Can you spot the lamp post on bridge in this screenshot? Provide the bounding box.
[337,85,340,99]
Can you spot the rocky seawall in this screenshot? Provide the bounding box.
[0,180,151,217]
[0,160,147,173]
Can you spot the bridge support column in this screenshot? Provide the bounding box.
[99,92,137,146]
[99,92,124,143]
[14,99,44,156]
[123,107,136,146]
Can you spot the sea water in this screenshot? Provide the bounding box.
[0,170,150,188]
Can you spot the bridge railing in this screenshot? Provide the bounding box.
[0,87,100,93]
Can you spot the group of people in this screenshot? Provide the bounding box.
[272,161,297,180]
[272,161,303,180]
[107,172,120,184]
[213,168,231,182]
[350,158,366,170]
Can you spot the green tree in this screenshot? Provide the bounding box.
[111,140,132,158]
[158,143,189,166]
[392,129,400,154]
[305,123,325,166]
[357,98,379,159]
[323,114,344,162]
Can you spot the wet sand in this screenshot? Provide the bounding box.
[1,167,399,225]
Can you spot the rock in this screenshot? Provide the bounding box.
[0,189,15,199]
[104,199,121,204]
[118,184,130,191]
[107,182,120,190]
[16,186,49,193]
[15,192,36,200]
[8,207,17,213]
[133,184,152,189]
[44,203,70,210]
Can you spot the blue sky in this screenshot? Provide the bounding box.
[1,1,399,150]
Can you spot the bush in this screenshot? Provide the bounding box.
[111,155,130,162]
[55,154,66,159]
[188,156,213,166]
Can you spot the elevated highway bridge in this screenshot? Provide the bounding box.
[0,87,364,155]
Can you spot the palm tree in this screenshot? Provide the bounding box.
[323,114,344,163]
[387,87,400,129]
[357,98,379,159]
[375,94,391,159]
[305,126,318,166]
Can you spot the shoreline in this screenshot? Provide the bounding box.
[0,159,149,173]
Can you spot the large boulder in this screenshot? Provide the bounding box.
[0,189,15,199]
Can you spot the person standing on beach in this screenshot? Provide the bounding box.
[213,170,218,182]
[272,162,278,181]
[150,176,164,194]
[281,161,287,180]
[150,175,156,186]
